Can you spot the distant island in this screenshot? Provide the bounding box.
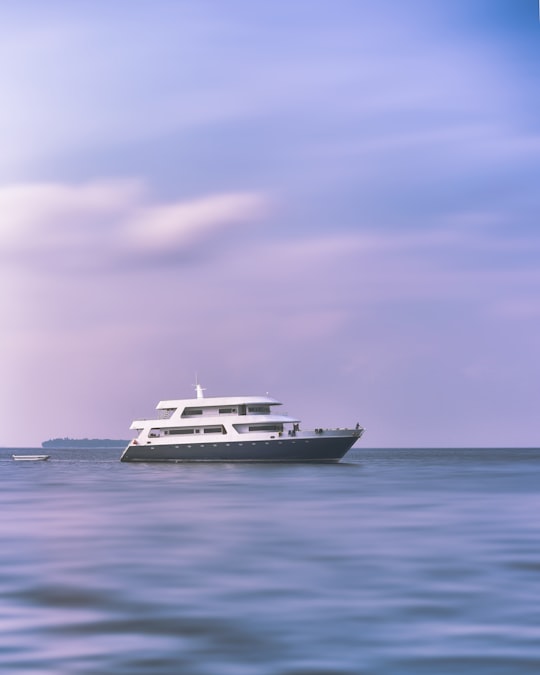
[41,438,129,449]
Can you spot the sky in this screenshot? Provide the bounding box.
[1,0,540,447]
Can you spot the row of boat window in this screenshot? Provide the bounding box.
[149,423,284,437]
[165,426,224,435]
[157,405,272,419]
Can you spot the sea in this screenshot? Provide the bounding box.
[1,446,539,675]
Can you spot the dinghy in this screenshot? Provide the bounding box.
[12,454,50,461]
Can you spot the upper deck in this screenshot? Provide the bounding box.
[129,393,298,430]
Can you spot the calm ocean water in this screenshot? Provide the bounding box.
[1,446,539,675]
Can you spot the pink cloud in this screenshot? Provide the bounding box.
[124,191,269,253]
[0,180,270,267]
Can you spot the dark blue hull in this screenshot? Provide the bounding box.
[120,434,359,463]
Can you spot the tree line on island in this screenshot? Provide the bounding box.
[41,438,130,449]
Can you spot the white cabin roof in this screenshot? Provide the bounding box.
[156,395,281,409]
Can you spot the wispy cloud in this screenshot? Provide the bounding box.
[124,191,268,254]
[0,180,270,268]
[0,180,140,249]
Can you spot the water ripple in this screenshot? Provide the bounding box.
[1,447,540,673]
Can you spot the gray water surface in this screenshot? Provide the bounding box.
[1,447,539,674]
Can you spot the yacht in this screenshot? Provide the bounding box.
[120,385,363,463]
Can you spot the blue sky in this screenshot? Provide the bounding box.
[1,1,539,446]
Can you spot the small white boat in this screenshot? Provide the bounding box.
[12,454,50,461]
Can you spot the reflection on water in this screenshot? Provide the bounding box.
[1,447,540,674]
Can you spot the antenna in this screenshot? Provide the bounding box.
[194,373,205,399]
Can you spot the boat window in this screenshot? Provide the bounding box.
[219,407,236,414]
[247,406,270,414]
[248,424,283,432]
[165,428,196,435]
[159,408,176,419]
[182,408,203,417]
[203,426,225,434]
[149,428,163,437]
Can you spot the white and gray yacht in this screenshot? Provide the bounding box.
[120,385,363,463]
